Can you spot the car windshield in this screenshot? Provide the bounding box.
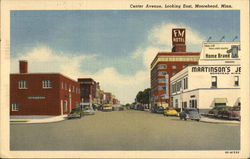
[188,109,198,112]
[70,108,80,113]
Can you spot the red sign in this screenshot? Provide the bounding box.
[172,28,185,45]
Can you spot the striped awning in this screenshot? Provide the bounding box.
[214,98,228,103]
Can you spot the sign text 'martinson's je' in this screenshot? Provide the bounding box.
[172,28,186,45]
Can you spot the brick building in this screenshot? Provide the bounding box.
[150,28,200,108]
[77,78,97,104]
[10,60,81,116]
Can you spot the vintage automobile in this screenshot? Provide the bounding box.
[179,108,201,121]
[208,106,231,117]
[83,106,95,115]
[102,104,113,112]
[163,107,179,116]
[67,107,84,119]
[219,106,241,120]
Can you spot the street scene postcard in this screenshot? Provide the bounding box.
[0,0,249,158]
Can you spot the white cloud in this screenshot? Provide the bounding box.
[11,23,204,104]
[11,45,149,104]
[148,23,205,49]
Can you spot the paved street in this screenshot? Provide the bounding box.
[10,109,240,150]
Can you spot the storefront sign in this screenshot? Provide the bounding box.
[202,42,240,60]
[191,66,241,74]
[172,28,185,45]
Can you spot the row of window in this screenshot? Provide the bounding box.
[173,99,197,108]
[18,80,80,94]
[171,77,188,94]
[61,82,80,94]
[211,76,239,88]
[19,80,51,89]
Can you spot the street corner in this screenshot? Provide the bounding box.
[10,115,67,124]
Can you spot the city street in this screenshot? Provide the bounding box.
[10,109,240,150]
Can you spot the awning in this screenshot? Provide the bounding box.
[214,98,228,103]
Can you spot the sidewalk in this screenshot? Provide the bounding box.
[10,115,67,124]
[200,116,240,124]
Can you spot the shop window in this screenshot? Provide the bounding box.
[234,76,239,86]
[184,77,188,89]
[42,80,51,88]
[211,76,217,88]
[11,103,19,111]
[18,80,27,89]
[175,99,178,107]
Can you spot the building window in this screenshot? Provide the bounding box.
[211,76,217,88]
[175,99,178,107]
[158,72,167,76]
[11,103,19,111]
[234,76,239,86]
[184,77,188,89]
[157,64,167,69]
[18,80,27,89]
[61,82,64,89]
[63,100,67,112]
[65,83,67,90]
[42,80,51,88]
[172,64,177,69]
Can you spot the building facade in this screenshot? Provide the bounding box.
[10,61,81,116]
[170,42,241,113]
[78,78,96,104]
[150,28,200,108]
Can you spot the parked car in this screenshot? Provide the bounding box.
[179,108,201,121]
[163,107,179,116]
[102,104,113,112]
[220,106,241,120]
[83,106,95,115]
[151,106,164,114]
[67,107,84,119]
[208,106,231,117]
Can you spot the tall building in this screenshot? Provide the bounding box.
[10,61,81,116]
[150,28,200,108]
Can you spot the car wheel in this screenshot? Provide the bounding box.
[184,117,187,120]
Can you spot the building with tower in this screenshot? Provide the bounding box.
[150,28,200,108]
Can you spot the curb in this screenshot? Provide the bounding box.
[10,115,67,124]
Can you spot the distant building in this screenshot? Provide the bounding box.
[170,42,241,113]
[150,28,200,108]
[10,60,81,116]
[77,78,96,104]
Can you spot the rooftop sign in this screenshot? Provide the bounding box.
[172,28,186,45]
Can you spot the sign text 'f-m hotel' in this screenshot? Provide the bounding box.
[172,28,186,44]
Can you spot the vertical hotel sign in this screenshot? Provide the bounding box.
[172,28,186,45]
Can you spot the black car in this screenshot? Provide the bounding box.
[179,108,201,121]
[67,107,84,119]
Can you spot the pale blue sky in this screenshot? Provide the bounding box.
[11,10,240,75]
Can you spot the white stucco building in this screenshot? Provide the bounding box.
[170,42,241,113]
